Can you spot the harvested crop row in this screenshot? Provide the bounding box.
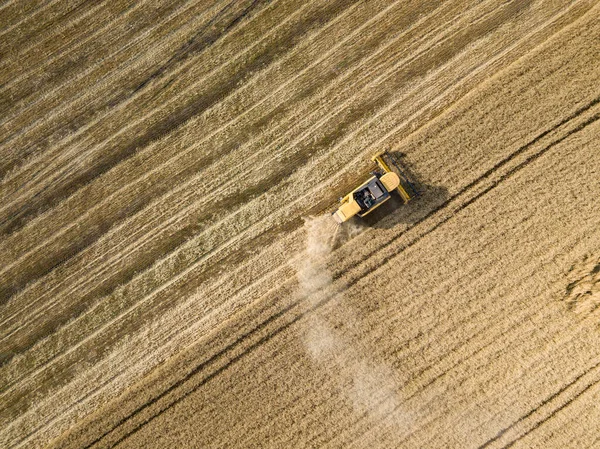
[2,0,600,448]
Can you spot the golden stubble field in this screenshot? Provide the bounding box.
[1,0,600,447]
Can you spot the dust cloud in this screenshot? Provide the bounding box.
[297,216,405,423]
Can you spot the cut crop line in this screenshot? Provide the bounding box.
[0,0,288,311]
[0,0,259,193]
[0,0,226,137]
[0,0,414,302]
[0,0,190,92]
[0,0,23,15]
[93,99,600,449]
[0,0,305,204]
[0,0,455,339]
[0,0,108,68]
[0,0,65,38]
[1,233,305,446]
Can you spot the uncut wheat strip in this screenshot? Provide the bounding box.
[328,133,600,449]
[467,281,600,448]
[344,119,600,444]
[49,254,313,449]
[300,116,600,447]
[205,106,596,388]
[329,4,600,293]
[520,383,600,449]
[0,0,110,78]
[204,339,341,449]
[0,291,253,449]
[374,100,600,338]
[237,284,553,448]
[202,2,600,384]
[358,151,600,448]
[0,0,227,146]
[0,212,308,399]
[446,314,600,449]
[238,300,551,448]
[13,288,312,448]
[334,86,598,300]
[78,274,338,448]
[404,263,597,449]
[474,344,600,448]
[548,389,600,449]
[0,0,312,210]
[0,0,460,340]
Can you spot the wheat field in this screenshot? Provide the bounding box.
[1,0,600,447]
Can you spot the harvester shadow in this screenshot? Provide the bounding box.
[360,151,449,230]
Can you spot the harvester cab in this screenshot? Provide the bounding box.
[332,151,417,224]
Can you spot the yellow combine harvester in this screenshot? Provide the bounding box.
[332,151,417,224]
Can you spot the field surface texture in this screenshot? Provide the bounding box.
[1,0,600,448]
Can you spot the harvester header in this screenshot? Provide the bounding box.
[332,151,417,224]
